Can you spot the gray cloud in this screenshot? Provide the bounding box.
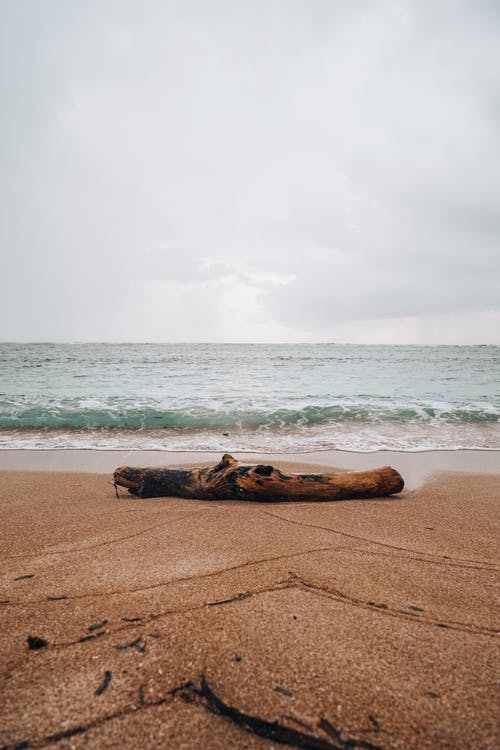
[1,0,499,342]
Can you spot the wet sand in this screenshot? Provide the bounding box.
[0,452,499,749]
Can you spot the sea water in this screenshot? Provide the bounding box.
[0,343,498,452]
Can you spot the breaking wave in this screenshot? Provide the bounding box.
[0,400,498,431]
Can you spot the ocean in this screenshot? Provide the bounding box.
[0,343,498,452]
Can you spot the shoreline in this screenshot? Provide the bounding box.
[1,447,499,491]
[1,444,499,452]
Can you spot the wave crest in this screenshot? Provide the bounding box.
[0,401,498,430]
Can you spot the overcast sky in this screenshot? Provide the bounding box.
[1,0,499,343]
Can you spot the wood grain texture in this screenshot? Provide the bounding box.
[113,453,404,501]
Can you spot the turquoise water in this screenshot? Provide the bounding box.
[0,343,498,451]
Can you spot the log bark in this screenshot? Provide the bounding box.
[113,453,404,502]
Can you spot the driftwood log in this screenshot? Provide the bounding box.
[113,453,404,502]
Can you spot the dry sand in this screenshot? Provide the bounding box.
[0,452,499,749]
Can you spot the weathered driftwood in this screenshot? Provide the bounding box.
[113,453,404,502]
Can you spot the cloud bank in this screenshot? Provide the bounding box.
[1,0,499,342]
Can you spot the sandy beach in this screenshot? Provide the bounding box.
[0,451,499,749]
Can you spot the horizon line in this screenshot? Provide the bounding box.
[0,340,498,347]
